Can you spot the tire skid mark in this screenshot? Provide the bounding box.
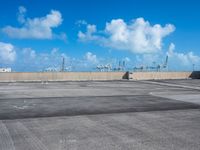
[23,119,61,150]
[5,121,48,150]
[0,121,15,150]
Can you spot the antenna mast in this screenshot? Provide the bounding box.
[61,57,65,72]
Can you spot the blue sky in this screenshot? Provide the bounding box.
[0,0,200,71]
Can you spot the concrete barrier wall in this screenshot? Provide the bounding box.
[0,72,126,82]
[128,72,200,80]
[0,71,199,82]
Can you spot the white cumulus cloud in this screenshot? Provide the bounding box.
[78,18,175,54]
[124,57,131,62]
[84,52,98,64]
[17,6,27,24]
[2,6,63,39]
[22,48,36,59]
[0,42,16,63]
[167,43,200,69]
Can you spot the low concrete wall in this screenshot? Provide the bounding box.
[128,71,200,80]
[0,71,199,82]
[0,72,126,82]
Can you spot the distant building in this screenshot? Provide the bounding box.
[0,68,12,72]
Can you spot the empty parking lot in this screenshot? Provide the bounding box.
[0,80,200,150]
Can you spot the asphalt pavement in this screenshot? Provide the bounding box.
[0,80,200,150]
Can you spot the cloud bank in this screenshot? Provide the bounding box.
[167,43,200,70]
[78,18,175,54]
[9,48,100,71]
